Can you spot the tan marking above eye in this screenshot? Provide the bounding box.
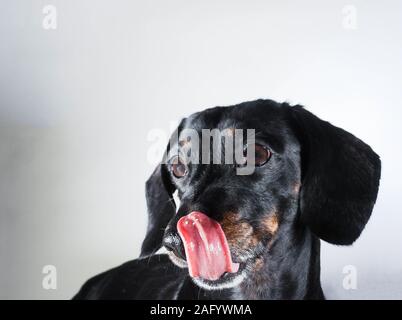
[178,139,191,147]
[222,128,236,137]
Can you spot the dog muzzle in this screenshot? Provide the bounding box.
[177,211,239,281]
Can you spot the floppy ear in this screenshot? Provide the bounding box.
[140,163,176,257]
[288,105,381,245]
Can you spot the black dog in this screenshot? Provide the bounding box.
[74,99,381,300]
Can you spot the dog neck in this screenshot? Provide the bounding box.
[233,227,324,300]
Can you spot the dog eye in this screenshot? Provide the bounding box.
[243,144,271,166]
[170,156,188,178]
[254,144,271,166]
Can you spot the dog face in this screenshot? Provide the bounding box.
[141,99,381,291]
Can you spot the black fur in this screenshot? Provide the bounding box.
[140,164,176,257]
[74,99,381,300]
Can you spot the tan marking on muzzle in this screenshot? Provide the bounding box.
[262,212,279,235]
[254,257,264,271]
[220,212,259,250]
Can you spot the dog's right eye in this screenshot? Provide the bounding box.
[170,156,188,178]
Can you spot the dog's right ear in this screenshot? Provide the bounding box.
[140,163,176,257]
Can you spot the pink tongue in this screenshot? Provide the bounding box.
[177,211,239,281]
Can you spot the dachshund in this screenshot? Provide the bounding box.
[74,99,381,300]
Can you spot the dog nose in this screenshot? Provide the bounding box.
[163,233,186,261]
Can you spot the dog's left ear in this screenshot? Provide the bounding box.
[288,105,381,245]
[140,163,176,257]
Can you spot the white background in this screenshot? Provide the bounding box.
[0,0,401,299]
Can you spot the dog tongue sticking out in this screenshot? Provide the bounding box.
[177,211,239,281]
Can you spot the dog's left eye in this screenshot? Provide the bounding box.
[242,143,271,166]
[169,156,188,178]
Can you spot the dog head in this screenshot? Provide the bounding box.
[140,99,381,290]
